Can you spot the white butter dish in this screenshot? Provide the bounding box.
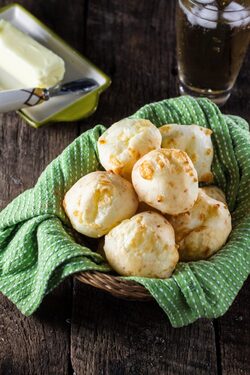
[0,4,111,127]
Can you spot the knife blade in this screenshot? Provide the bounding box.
[0,78,99,113]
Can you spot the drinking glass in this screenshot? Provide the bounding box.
[176,0,250,105]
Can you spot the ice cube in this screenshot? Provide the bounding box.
[222,1,250,27]
[179,0,218,29]
[195,0,215,4]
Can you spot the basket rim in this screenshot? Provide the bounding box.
[76,270,153,301]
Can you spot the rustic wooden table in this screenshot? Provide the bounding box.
[0,1,249,374]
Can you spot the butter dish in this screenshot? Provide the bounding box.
[0,4,111,127]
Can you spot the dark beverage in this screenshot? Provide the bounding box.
[176,0,250,105]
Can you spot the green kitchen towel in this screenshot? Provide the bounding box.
[0,96,249,327]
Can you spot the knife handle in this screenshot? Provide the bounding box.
[0,88,48,113]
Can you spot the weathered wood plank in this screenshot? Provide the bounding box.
[72,283,218,375]
[216,34,250,375]
[215,280,250,375]
[0,0,86,373]
[72,1,218,374]
[0,114,73,375]
[0,283,72,375]
[0,0,248,374]
[79,0,178,130]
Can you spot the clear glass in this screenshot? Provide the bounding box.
[176,0,250,105]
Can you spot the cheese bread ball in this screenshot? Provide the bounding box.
[169,189,232,261]
[97,118,162,180]
[104,212,179,278]
[160,124,213,182]
[201,186,227,205]
[132,148,199,215]
[63,171,138,238]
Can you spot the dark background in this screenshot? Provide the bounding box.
[0,1,249,374]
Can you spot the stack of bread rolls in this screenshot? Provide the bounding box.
[64,118,232,279]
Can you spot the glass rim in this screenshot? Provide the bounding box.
[185,0,250,13]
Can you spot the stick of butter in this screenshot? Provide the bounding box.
[0,20,65,89]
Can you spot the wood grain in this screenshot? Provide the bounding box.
[71,282,218,375]
[79,0,178,130]
[0,0,85,374]
[0,0,249,374]
[0,283,72,375]
[217,26,250,375]
[215,280,250,375]
[72,1,218,374]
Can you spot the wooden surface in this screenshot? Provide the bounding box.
[0,1,249,374]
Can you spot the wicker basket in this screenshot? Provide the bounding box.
[76,272,152,301]
[73,232,152,301]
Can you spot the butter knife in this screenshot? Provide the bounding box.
[0,78,99,113]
